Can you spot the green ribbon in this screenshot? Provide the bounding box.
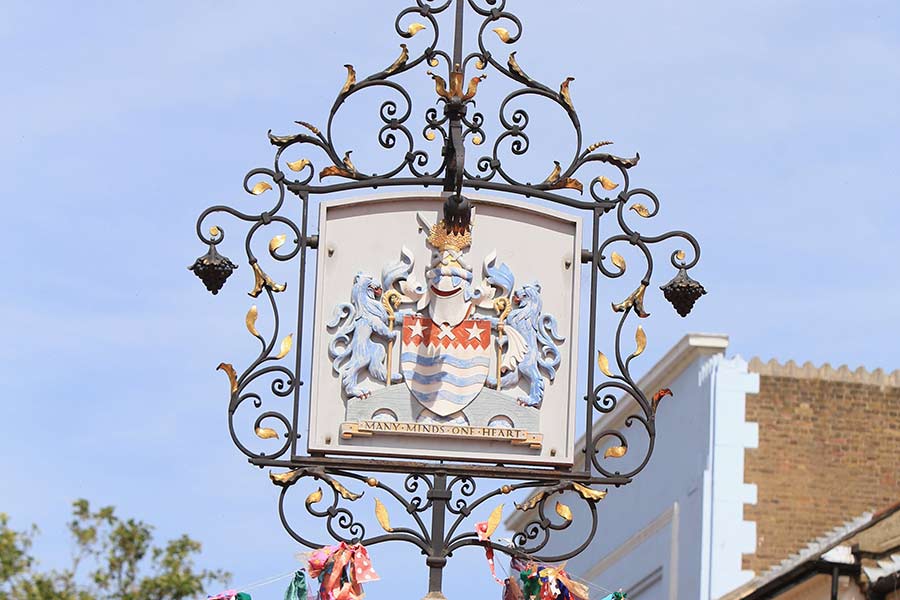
[283,571,308,600]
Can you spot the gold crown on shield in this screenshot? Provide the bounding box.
[427,220,471,253]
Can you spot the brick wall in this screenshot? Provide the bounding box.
[742,363,900,575]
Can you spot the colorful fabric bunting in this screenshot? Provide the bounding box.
[284,571,308,600]
[505,558,589,600]
[307,542,379,600]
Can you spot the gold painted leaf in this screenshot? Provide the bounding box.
[611,252,626,271]
[217,362,238,394]
[375,498,393,532]
[319,165,353,180]
[275,334,293,359]
[255,427,279,439]
[604,445,628,459]
[629,203,651,218]
[287,158,310,172]
[597,352,613,378]
[251,181,272,195]
[406,22,426,36]
[475,58,486,70]
[599,176,619,191]
[327,478,363,501]
[484,504,504,539]
[634,325,647,357]
[269,469,301,485]
[492,27,512,43]
[555,501,573,522]
[246,305,260,337]
[572,482,608,502]
[515,491,546,512]
[306,487,323,506]
[269,234,286,253]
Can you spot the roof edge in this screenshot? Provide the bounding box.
[748,358,900,388]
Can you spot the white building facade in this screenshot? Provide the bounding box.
[508,334,761,600]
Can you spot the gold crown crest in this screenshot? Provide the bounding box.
[427,220,472,252]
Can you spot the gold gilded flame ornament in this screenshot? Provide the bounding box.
[542,161,562,185]
[629,203,651,218]
[245,305,260,337]
[275,334,293,360]
[634,325,647,357]
[555,501,573,522]
[612,284,650,318]
[251,181,272,195]
[306,487,324,506]
[597,352,613,378]
[375,498,393,532]
[384,44,409,75]
[406,22,426,36]
[341,64,356,95]
[249,262,287,297]
[604,445,628,459]
[319,151,357,181]
[599,176,619,191]
[572,482,607,502]
[287,158,310,172]
[543,160,584,194]
[559,77,575,110]
[611,252,626,272]
[427,71,449,99]
[217,362,238,394]
[652,388,674,414]
[508,51,529,81]
[484,504,504,539]
[492,27,513,43]
[255,427,279,440]
[515,490,546,512]
[325,477,363,501]
[269,469,302,485]
[463,74,486,100]
[269,234,286,254]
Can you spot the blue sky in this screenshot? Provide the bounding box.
[2,0,899,598]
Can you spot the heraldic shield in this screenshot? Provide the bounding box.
[400,315,492,416]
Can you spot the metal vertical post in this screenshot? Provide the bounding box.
[424,472,450,600]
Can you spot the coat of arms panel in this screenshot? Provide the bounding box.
[308,195,581,467]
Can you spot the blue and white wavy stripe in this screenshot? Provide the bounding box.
[402,371,487,386]
[399,352,490,368]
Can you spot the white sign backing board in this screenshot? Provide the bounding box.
[308,194,581,467]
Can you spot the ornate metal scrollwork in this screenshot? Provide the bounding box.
[189,0,705,595]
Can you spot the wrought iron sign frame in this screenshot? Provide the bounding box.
[190,0,706,596]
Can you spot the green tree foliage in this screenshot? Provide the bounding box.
[0,501,228,600]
